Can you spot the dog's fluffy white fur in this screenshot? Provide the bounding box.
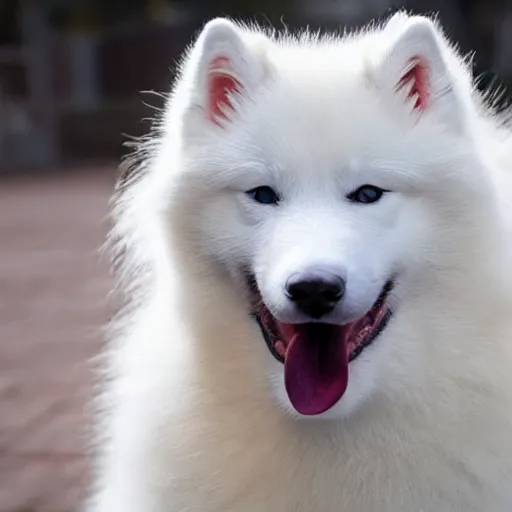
[88,12,512,511]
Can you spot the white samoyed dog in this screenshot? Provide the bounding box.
[88,11,512,511]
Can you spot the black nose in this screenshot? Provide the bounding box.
[285,270,345,319]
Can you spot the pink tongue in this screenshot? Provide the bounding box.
[283,326,349,415]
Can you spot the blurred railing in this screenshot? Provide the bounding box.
[1,0,512,171]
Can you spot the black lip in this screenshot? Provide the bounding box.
[347,308,392,362]
[254,313,285,363]
[250,278,394,364]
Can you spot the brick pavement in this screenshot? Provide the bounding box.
[0,168,116,512]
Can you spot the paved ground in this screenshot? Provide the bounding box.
[0,168,116,512]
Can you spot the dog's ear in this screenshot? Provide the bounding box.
[187,18,268,128]
[376,15,465,131]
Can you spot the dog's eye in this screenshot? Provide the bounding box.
[347,185,387,204]
[246,186,280,205]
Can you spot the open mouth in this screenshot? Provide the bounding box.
[248,277,393,416]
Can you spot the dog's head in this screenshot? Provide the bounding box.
[161,14,497,418]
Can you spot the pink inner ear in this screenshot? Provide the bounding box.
[397,58,430,111]
[207,56,243,125]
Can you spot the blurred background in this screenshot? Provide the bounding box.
[0,0,511,511]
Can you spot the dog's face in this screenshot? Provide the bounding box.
[167,16,489,418]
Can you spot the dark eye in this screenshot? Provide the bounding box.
[246,186,280,205]
[347,185,387,204]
